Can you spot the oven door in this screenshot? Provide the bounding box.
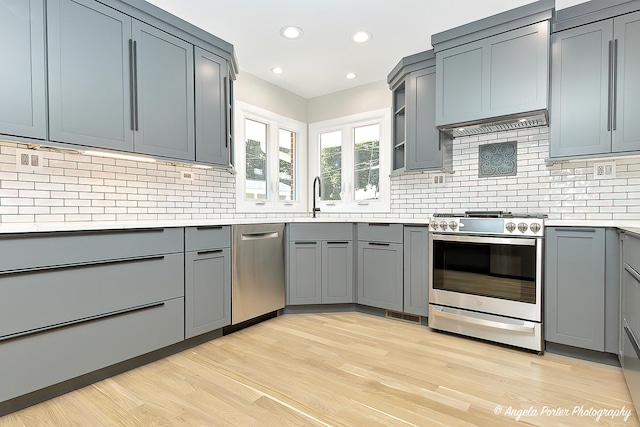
[429,233,542,322]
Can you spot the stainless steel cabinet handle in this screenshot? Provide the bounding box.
[327,241,349,245]
[294,241,317,245]
[196,226,223,230]
[624,320,640,359]
[368,242,390,246]
[613,39,618,131]
[223,77,229,148]
[197,249,223,256]
[241,232,279,241]
[625,263,640,284]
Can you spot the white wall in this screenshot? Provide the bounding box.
[307,80,391,123]
[234,72,308,123]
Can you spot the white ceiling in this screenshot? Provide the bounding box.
[145,0,588,99]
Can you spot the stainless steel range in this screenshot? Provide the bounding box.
[428,211,546,352]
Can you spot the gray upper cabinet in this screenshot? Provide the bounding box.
[550,8,640,159]
[403,226,429,317]
[132,20,195,161]
[434,20,549,127]
[47,0,134,151]
[545,227,620,353]
[195,47,229,166]
[0,0,47,139]
[388,50,452,173]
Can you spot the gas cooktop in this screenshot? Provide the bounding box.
[432,210,548,219]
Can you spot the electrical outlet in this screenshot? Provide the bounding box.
[180,170,194,181]
[432,173,446,187]
[15,148,43,172]
[593,161,616,179]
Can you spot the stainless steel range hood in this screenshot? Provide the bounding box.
[439,110,548,138]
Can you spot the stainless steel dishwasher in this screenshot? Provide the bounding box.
[231,224,285,325]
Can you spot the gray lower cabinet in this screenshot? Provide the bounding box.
[0,227,185,403]
[0,0,47,139]
[621,231,640,412]
[185,226,231,338]
[195,47,229,166]
[403,226,429,317]
[288,241,353,305]
[434,20,549,127]
[550,10,640,159]
[545,227,619,352]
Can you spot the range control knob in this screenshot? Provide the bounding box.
[530,222,541,234]
[518,222,529,233]
[439,221,448,230]
[448,221,458,231]
[506,222,516,233]
[430,220,439,230]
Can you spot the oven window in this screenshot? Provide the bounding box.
[433,240,537,304]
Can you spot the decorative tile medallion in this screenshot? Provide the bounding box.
[478,141,517,178]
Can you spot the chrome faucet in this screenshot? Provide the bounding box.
[312,176,321,218]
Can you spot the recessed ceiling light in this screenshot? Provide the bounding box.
[351,31,372,43]
[346,73,357,79]
[280,26,303,39]
[272,67,284,74]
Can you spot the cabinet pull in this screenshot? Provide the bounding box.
[197,249,223,256]
[625,321,640,359]
[294,241,317,245]
[0,255,165,277]
[133,40,139,131]
[327,241,349,245]
[368,223,390,227]
[625,263,640,284]
[368,242,390,246]
[0,302,166,344]
[613,39,618,131]
[223,76,229,148]
[552,227,596,233]
[129,39,135,131]
[608,40,613,132]
[196,226,223,230]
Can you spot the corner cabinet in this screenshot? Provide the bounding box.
[287,223,354,305]
[545,227,619,353]
[0,0,47,139]
[550,10,640,159]
[388,50,452,173]
[40,0,236,166]
[357,223,403,312]
[184,226,231,338]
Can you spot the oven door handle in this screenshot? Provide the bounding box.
[430,233,537,246]
[432,308,536,334]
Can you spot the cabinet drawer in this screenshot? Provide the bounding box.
[0,253,184,339]
[624,233,640,272]
[357,223,403,243]
[289,223,353,241]
[0,227,183,272]
[185,225,230,251]
[0,297,184,402]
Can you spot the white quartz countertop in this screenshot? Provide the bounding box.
[1,217,639,234]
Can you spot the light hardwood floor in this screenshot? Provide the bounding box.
[1,312,638,426]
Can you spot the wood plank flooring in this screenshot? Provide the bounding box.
[1,312,638,426]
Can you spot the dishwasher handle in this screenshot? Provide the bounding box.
[241,231,280,241]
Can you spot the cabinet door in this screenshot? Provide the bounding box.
[550,20,613,158]
[0,0,46,139]
[485,21,548,117]
[288,241,322,305]
[406,67,442,171]
[545,227,605,351]
[403,227,429,316]
[322,241,353,304]
[133,20,195,161]
[435,43,483,126]
[185,248,231,338]
[357,242,403,311]
[47,0,133,151]
[195,47,229,166]
[612,11,640,153]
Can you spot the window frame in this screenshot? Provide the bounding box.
[235,101,307,213]
[309,108,391,213]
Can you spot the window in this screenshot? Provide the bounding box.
[310,109,390,212]
[235,102,307,212]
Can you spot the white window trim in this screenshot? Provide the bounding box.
[235,101,308,213]
[309,108,391,213]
